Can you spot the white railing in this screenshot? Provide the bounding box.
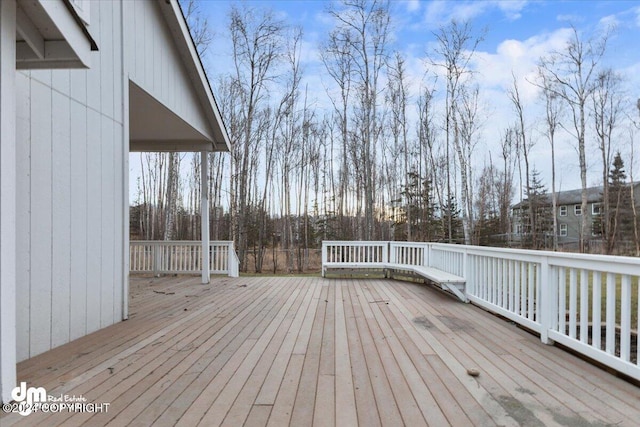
[322,240,640,381]
[322,240,388,266]
[130,240,239,277]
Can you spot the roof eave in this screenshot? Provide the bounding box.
[158,0,231,153]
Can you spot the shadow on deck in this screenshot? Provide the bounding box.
[2,275,639,426]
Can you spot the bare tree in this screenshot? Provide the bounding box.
[276,26,304,272]
[430,20,484,242]
[416,82,442,240]
[228,4,284,269]
[181,0,214,56]
[455,85,481,244]
[320,24,354,233]
[386,51,410,239]
[508,73,539,246]
[163,153,180,240]
[591,68,623,253]
[538,25,610,252]
[538,72,563,250]
[327,0,391,240]
[499,127,516,239]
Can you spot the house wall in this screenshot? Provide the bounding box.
[13,0,214,363]
[124,0,213,141]
[15,1,126,361]
[512,203,598,243]
[557,203,598,242]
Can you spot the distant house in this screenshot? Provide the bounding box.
[1,0,230,402]
[511,184,640,247]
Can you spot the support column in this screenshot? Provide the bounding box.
[0,0,17,403]
[121,0,130,320]
[201,151,210,284]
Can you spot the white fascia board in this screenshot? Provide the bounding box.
[162,0,231,152]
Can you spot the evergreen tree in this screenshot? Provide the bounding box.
[520,169,552,248]
[440,195,463,243]
[608,152,632,253]
[399,171,439,241]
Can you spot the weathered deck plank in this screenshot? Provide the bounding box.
[2,276,639,427]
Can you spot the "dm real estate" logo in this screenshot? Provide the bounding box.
[3,382,110,416]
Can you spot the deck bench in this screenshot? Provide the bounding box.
[323,261,468,302]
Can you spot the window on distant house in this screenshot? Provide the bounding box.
[574,205,582,216]
[559,224,568,236]
[592,203,602,215]
[559,206,567,216]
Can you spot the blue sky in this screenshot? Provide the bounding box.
[195,0,639,190]
[130,1,640,203]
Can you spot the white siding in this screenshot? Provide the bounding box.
[85,108,102,336]
[125,0,213,141]
[51,90,72,348]
[69,99,88,342]
[15,2,125,361]
[28,78,53,357]
[15,72,30,362]
[100,118,115,328]
[14,0,212,362]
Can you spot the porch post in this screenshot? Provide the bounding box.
[201,151,210,283]
[0,0,17,403]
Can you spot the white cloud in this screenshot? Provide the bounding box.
[556,14,584,24]
[472,28,574,103]
[406,0,421,13]
[424,0,528,27]
[496,0,528,21]
[598,14,619,30]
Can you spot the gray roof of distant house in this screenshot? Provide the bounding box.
[511,183,640,209]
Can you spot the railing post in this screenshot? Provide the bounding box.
[539,255,554,345]
[200,151,210,284]
[228,241,239,278]
[383,242,389,264]
[153,244,161,276]
[463,247,470,296]
[321,242,327,277]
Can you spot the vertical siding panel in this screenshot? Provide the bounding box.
[101,118,115,327]
[100,0,114,119]
[134,0,144,82]
[123,1,135,81]
[167,47,175,108]
[69,67,86,105]
[161,26,168,100]
[70,100,88,341]
[113,2,123,121]
[145,2,154,90]
[15,72,31,361]
[51,91,71,348]
[51,70,70,97]
[86,108,102,334]
[29,79,53,357]
[153,6,162,94]
[113,122,124,321]
[30,69,51,87]
[113,0,124,322]
[87,2,101,112]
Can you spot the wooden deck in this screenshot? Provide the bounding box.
[2,275,639,426]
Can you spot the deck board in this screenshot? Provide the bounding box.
[2,275,639,427]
